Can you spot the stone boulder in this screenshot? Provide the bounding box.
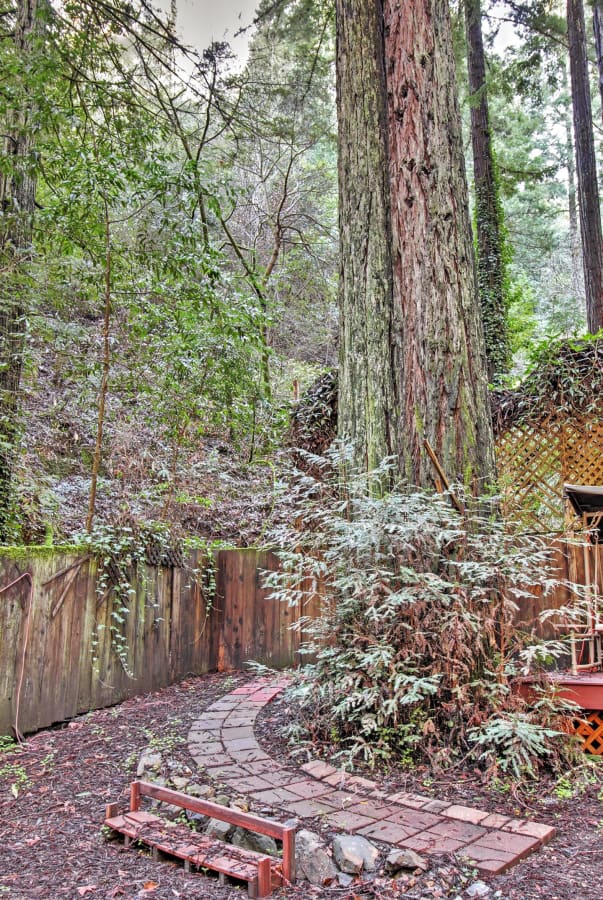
[296,829,338,886]
[333,834,379,874]
[205,818,235,842]
[385,848,428,874]
[136,750,162,777]
[231,827,278,857]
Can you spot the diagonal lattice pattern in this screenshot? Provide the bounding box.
[496,416,603,532]
[573,711,603,755]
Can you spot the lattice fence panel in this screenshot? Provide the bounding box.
[496,417,564,531]
[572,712,603,755]
[561,418,603,488]
[496,414,603,532]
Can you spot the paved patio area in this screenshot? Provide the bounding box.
[187,677,556,877]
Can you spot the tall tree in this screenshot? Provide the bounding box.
[562,60,583,306]
[465,0,510,381]
[592,0,603,117]
[337,0,495,489]
[0,0,42,539]
[335,0,397,474]
[567,0,603,332]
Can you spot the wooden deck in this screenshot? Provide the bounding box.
[516,669,603,709]
[543,670,603,709]
[516,670,603,755]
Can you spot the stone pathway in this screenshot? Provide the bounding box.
[187,677,556,877]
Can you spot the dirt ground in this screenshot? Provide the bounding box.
[0,672,602,900]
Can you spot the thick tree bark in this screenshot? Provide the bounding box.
[564,63,583,307]
[336,0,495,490]
[593,0,603,119]
[567,0,603,333]
[336,0,399,473]
[0,0,39,539]
[464,0,509,382]
[385,0,494,488]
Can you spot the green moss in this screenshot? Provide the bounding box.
[0,544,83,561]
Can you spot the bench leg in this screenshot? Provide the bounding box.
[130,781,141,812]
[257,857,272,898]
[282,830,295,883]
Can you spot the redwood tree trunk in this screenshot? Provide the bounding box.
[564,62,583,307]
[336,0,494,490]
[567,0,603,333]
[0,0,39,539]
[464,0,509,382]
[593,0,603,119]
[336,0,399,473]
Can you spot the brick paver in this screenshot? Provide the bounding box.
[187,676,556,877]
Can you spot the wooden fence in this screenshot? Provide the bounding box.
[1,538,600,737]
[0,548,321,737]
[512,539,602,639]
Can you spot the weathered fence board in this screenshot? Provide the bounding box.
[0,549,321,737]
[215,550,309,671]
[512,540,603,639]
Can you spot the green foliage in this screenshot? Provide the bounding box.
[0,0,280,534]
[489,25,583,341]
[266,448,577,778]
[553,775,574,799]
[217,0,338,374]
[143,725,185,756]
[0,757,30,798]
[457,9,585,356]
[467,714,560,778]
[79,520,174,674]
[507,276,539,360]
[492,336,603,431]
[0,735,17,754]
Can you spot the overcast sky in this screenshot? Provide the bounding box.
[157,0,258,59]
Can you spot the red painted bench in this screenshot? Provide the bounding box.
[104,780,296,898]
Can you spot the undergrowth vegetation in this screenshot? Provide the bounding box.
[267,448,581,780]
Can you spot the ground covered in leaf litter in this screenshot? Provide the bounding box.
[0,672,601,900]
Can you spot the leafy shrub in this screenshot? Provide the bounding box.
[266,448,578,777]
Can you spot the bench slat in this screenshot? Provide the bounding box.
[134,780,293,841]
[105,811,277,896]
